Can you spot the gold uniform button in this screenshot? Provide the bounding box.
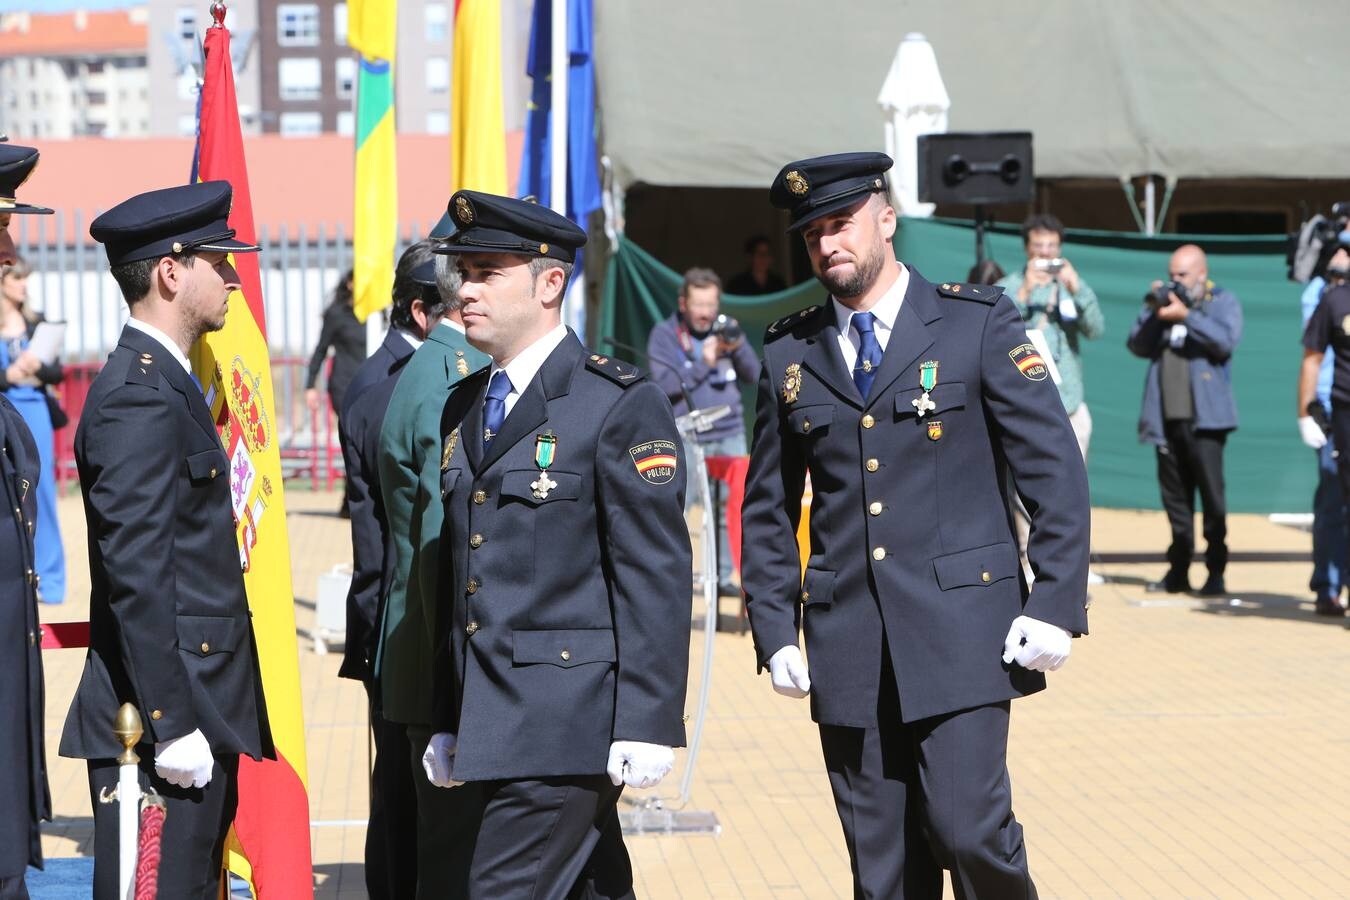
[469,534,484,549]
[209,467,218,479]
[465,621,479,636]
[466,578,479,595]
[472,490,487,505]
[200,642,211,653]
[872,547,886,561]
[866,458,879,473]
[28,631,35,647]
[802,419,811,432]
[560,649,571,661]
[151,710,163,721]
[869,501,882,516]
[981,571,991,583]
[861,414,875,429]
[800,590,810,602]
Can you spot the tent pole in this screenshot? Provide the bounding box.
[1144,176,1156,235]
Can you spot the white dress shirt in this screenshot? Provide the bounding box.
[125,317,193,375]
[397,328,424,352]
[489,322,568,419]
[831,265,909,373]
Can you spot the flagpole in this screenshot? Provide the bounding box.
[549,0,584,338]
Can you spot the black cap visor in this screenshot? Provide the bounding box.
[787,180,887,232]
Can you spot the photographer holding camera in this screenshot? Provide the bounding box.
[997,214,1105,579]
[1128,244,1243,597]
[1295,215,1350,617]
[647,267,760,592]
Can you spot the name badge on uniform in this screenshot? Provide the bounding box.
[532,431,558,500]
[912,360,939,417]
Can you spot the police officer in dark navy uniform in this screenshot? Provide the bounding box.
[0,141,52,900]
[1301,281,1350,538]
[421,191,692,899]
[741,153,1091,899]
[59,182,274,900]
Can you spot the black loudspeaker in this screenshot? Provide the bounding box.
[917,132,1034,206]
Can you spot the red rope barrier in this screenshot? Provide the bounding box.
[133,800,165,900]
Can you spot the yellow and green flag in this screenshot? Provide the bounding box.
[349,0,398,322]
[452,0,507,192]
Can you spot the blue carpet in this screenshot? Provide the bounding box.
[25,858,93,898]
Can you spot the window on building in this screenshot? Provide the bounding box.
[280,111,323,136]
[334,3,348,45]
[335,56,356,99]
[278,57,322,101]
[277,4,320,46]
[426,58,449,94]
[425,3,448,42]
[337,110,355,136]
[176,8,197,42]
[425,110,450,134]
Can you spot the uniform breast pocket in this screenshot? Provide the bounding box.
[788,404,834,439]
[499,469,583,506]
[185,448,229,486]
[932,541,1018,591]
[895,382,967,420]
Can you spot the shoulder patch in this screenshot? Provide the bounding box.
[937,281,1003,305]
[765,303,825,342]
[125,351,161,388]
[585,353,645,386]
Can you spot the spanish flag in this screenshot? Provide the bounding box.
[193,15,314,897]
[452,0,507,192]
[348,0,399,322]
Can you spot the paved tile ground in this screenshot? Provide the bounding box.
[37,491,1350,898]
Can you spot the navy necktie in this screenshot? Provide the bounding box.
[851,311,883,399]
[482,370,512,450]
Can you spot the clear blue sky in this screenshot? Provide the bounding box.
[0,0,137,10]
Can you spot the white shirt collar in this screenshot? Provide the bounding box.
[125,317,193,375]
[396,328,424,351]
[438,319,466,335]
[490,321,569,399]
[832,263,908,337]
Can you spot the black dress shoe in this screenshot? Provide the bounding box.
[1314,595,1347,616]
[1197,575,1226,597]
[1145,571,1190,593]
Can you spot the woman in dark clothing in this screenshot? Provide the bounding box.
[305,269,366,416]
[0,255,66,605]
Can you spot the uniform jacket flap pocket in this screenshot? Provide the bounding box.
[500,469,582,504]
[799,567,836,607]
[440,467,462,499]
[185,448,228,483]
[512,628,616,668]
[932,542,1018,590]
[895,382,967,417]
[178,614,244,658]
[789,405,834,435]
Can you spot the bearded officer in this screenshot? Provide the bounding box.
[0,141,52,900]
[59,182,273,899]
[421,191,692,899]
[740,152,1090,899]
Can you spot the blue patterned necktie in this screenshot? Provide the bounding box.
[482,370,512,450]
[851,311,883,399]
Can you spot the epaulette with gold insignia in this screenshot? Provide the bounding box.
[125,350,160,387]
[936,281,1003,305]
[585,352,645,386]
[765,303,825,341]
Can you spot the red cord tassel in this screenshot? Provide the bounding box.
[133,802,166,900]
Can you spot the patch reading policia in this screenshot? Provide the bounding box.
[629,439,678,485]
[1009,343,1049,381]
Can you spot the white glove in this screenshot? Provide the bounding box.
[1002,615,1073,672]
[422,732,462,788]
[768,644,811,698]
[1299,416,1328,450]
[154,729,214,789]
[606,740,674,789]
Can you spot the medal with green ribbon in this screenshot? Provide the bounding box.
[912,360,939,417]
[532,431,558,499]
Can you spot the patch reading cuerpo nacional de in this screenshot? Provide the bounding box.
[1008,343,1049,382]
[629,439,678,485]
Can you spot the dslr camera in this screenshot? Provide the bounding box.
[1145,280,1196,310]
[1288,201,1350,282]
[711,313,743,342]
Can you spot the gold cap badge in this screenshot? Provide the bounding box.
[785,171,809,196]
[454,196,474,225]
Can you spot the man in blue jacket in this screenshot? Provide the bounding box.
[1127,244,1243,597]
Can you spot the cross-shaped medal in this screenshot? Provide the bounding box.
[911,392,936,417]
[531,472,557,500]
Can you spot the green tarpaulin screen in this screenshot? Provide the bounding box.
[600,217,1307,513]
